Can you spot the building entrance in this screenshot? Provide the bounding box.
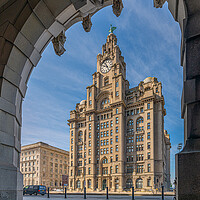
[102,179,107,190]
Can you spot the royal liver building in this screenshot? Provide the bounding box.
[68,32,171,192]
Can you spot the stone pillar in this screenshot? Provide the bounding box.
[0,88,23,199]
[175,2,200,199]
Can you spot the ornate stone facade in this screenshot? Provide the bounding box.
[20,142,69,188]
[68,33,171,192]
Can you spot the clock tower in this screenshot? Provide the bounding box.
[68,31,171,193]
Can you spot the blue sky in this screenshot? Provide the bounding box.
[22,0,183,182]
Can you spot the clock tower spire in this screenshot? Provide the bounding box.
[96,31,126,79]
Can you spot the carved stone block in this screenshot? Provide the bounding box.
[112,0,123,17]
[52,31,66,56]
[82,15,92,32]
[154,0,166,8]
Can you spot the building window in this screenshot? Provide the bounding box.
[147,164,151,172]
[89,100,92,105]
[137,165,143,173]
[156,87,158,93]
[147,152,150,159]
[104,77,109,86]
[116,165,118,173]
[116,82,119,87]
[88,180,91,188]
[89,149,91,155]
[116,127,118,133]
[110,166,113,174]
[147,142,150,149]
[116,91,119,97]
[116,155,118,161]
[71,138,73,144]
[110,130,113,136]
[71,131,73,136]
[106,148,109,154]
[89,124,92,130]
[71,146,73,151]
[110,147,113,153]
[116,117,119,124]
[110,120,113,127]
[89,141,91,147]
[110,156,113,163]
[88,167,91,175]
[116,145,119,152]
[88,158,91,164]
[89,92,92,97]
[147,123,150,130]
[89,132,91,138]
[116,108,118,114]
[106,122,109,128]
[147,103,150,109]
[140,107,143,113]
[116,136,118,142]
[147,132,150,139]
[110,138,113,145]
[89,116,91,121]
[128,119,133,126]
[147,112,150,120]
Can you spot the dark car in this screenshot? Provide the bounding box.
[23,185,46,195]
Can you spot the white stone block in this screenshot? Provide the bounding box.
[7,46,28,76]
[21,12,45,46]
[34,30,52,53]
[56,4,77,25]
[48,20,65,37]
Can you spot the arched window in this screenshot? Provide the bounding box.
[136,178,143,189]
[101,98,110,109]
[102,157,108,164]
[77,180,81,188]
[126,178,133,189]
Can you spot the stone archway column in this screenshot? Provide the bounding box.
[175,1,200,199]
[0,87,23,199]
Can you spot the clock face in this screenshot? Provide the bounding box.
[100,60,113,74]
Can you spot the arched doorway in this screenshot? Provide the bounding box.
[126,178,133,189]
[1,1,200,200]
[136,178,143,189]
[102,179,107,190]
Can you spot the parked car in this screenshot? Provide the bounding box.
[23,185,46,195]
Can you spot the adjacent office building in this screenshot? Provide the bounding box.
[20,142,69,188]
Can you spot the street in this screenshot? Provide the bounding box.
[23,194,175,200]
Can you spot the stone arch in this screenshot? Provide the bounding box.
[1,1,199,200]
[136,178,143,189]
[126,178,133,189]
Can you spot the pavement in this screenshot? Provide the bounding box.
[23,194,175,200]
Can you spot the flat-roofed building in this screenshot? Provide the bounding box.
[20,142,69,188]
